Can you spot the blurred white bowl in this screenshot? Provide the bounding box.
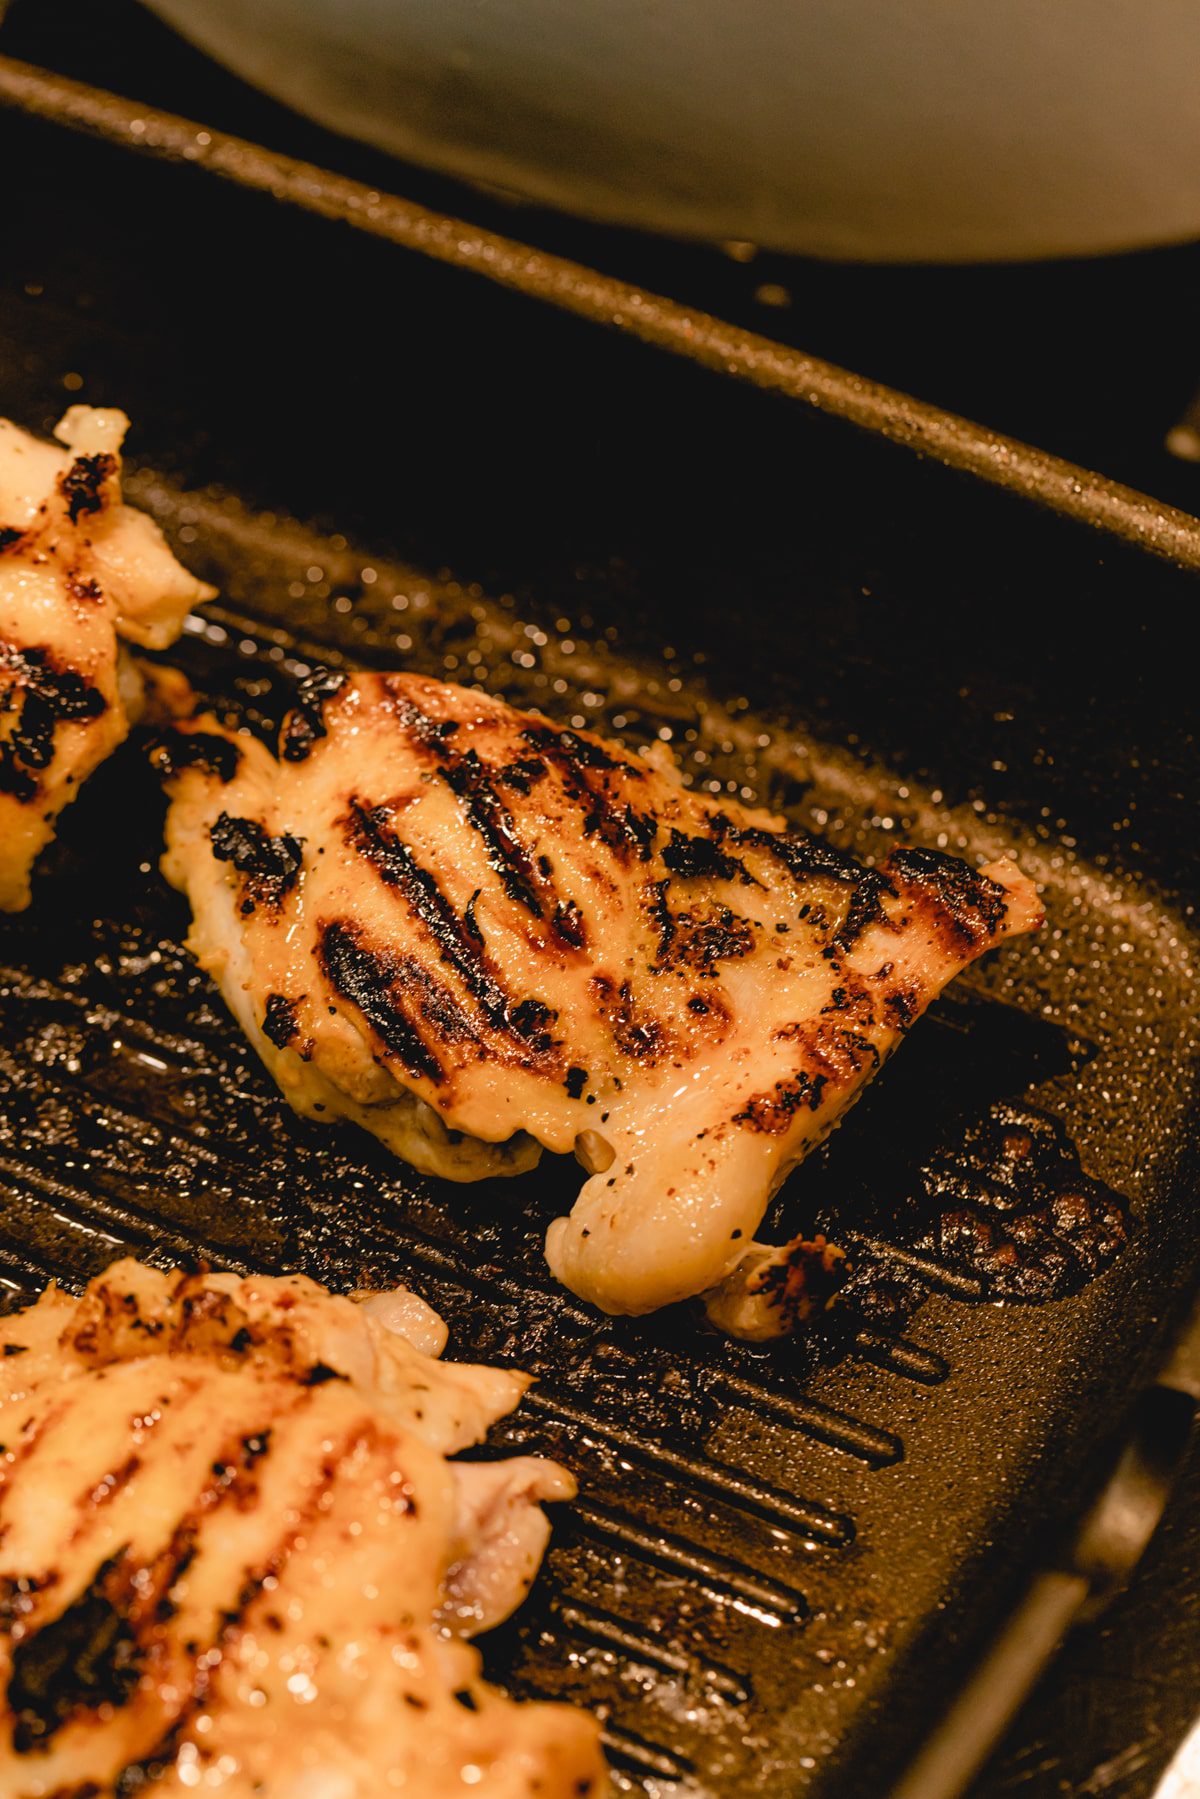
[146,0,1200,261]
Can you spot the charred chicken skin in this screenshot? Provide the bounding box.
[0,407,213,911]
[0,1259,605,1798]
[159,672,1043,1335]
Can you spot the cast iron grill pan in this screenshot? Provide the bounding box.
[1,64,1199,1799]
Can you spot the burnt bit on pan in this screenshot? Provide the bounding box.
[280,667,348,762]
[209,812,303,911]
[915,1102,1133,1300]
[834,1102,1133,1326]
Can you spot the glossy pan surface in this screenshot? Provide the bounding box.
[1,54,1198,1799]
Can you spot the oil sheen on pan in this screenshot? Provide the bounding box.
[0,400,1183,1798]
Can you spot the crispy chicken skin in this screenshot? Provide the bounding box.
[0,408,214,911]
[159,672,1043,1333]
[0,1259,605,1798]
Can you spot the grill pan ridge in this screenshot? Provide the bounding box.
[2,41,1200,1799]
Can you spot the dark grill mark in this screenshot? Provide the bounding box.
[0,760,36,804]
[0,638,107,802]
[76,1455,141,1525]
[564,1065,589,1099]
[67,573,104,604]
[262,993,299,1049]
[280,666,348,762]
[591,975,666,1062]
[301,1363,345,1387]
[495,755,547,794]
[585,797,657,862]
[651,881,756,973]
[888,847,1009,942]
[662,830,748,883]
[440,749,546,914]
[7,1553,141,1753]
[58,452,116,524]
[552,898,587,948]
[107,1423,355,1794]
[387,687,462,752]
[729,822,895,948]
[149,727,241,783]
[523,722,628,773]
[744,1012,895,1133]
[885,988,918,1031]
[391,690,590,945]
[0,526,23,553]
[319,921,446,1085]
[648,878,676,960]
[347,803,559,1056]
[734,1070,829,1132]
[0,1573,54,1636]
[6,1396,344,1776]
[209,812,303,910]
[396,952,480,1046]
[508,997,556,1053]
[348,802,513,1016]
[525,723,654,864]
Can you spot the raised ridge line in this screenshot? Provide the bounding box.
[519,1387,853,1547]
[557,1601,751,1704]
[572,1497,808,1625]
[713,1366,904,1466]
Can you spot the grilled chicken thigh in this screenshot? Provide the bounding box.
[0,408,213,910]
[160,672,1042,1334]
[0,1259,604,1798]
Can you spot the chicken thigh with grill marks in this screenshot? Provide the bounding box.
[0,1258,605,1798]
[159,671,1043,1335]
[0,407,214,911]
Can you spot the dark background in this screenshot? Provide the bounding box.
[6,0,1200,516]
[2,3,1199,1794]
